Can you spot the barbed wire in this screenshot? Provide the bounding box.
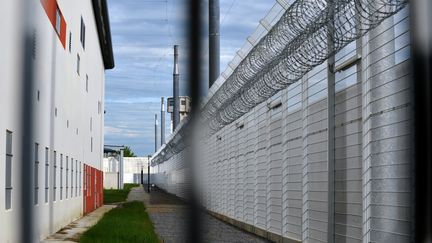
[152,0,408,165]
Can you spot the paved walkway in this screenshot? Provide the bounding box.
[42,205,116,243]
[130,186,268,243]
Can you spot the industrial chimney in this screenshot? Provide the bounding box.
[161,97,165,145]
[173,45,180,130]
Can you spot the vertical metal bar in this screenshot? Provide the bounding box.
[173,45,180,130]
[412,0,432,241]
[326,0,335,241]
[161,97,165,145]
[187,0,202,241]
[20,0,35,241]
[209,0,220,88]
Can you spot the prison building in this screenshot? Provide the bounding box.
[152,1,412,243]
[0,0,114,241]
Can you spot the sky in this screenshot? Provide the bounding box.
[104,0,275,156]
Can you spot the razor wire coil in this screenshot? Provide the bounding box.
[152,0,408,165]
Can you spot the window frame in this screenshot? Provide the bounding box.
[69,32,72,53]
[34,143,39,205]
[66,156,69,199]
[5,130,13,210]
[60,154,63,200]
[53,151,57,202]
[55,6,61,36]
[77,54,80,75]
[71,158,74,197]
[80,17,86,49]
[45,147,49,204]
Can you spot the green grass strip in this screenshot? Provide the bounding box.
[104,183,140,204]
[80,201,159,243]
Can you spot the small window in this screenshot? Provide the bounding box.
[77,54,80,75]
[32,30,37,59]
[60,154,63,200]
[45,147,49,203]
[66,156,69,199]
[181,100,186,106]
[71,159,74,197]
[98,101,101,114]
[79,162,82,196]
[80,17,86,49]
[75,160,78,197]
[53,151,57,201]
[69,32,72,53]
[5,130,13,209]
[90,117,93,131]
[86,75,89,92]
[34,143,39,205]
[91,137,93,152]
[55,7,61,35]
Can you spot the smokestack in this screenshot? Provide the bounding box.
[173,45,180,130]
[154,114,158,152]
[209,0,220,88]
[161,97,165,145]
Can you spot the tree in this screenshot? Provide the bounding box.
[123,146,136,157]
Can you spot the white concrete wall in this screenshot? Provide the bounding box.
[104,172,118,189]
[103,157,149,173]
[103,157,151,188]
[0,0,107,241]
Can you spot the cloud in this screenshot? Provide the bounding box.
[105,0,275,156]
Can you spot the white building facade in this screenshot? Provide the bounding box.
[0,0,114,242]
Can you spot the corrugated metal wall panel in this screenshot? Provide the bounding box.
[302,62,329,243]
[267,92,283,235]
[255,103,268,230]
[334,38,363,242]
[362,6,412,243]
[282,90,303,240]
[150,6,413,242]
[244,109,257,225]
[235,119,246,222]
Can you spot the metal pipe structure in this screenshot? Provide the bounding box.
[161,97,165,145]
[154,114,158,152]
[209,0,220,88]
[173,45,180,130]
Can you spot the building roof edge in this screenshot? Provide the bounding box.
[92,0,115,69]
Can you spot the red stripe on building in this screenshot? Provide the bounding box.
[40,0,67,48]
